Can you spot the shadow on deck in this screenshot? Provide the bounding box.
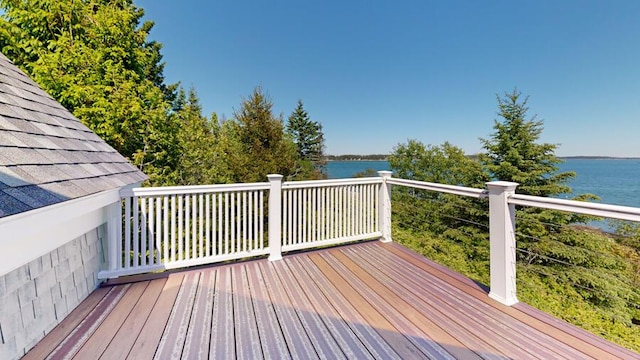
[24,241,639,359]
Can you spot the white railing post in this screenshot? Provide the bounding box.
[486,181,519,306]
[267,174,283,261]
[378,171,393,243]
[106,200,121,271]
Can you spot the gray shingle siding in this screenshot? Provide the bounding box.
[0,52,147,218]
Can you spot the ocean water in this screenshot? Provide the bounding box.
[327,159,640,208]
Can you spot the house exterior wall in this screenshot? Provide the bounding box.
[0,224,106,360]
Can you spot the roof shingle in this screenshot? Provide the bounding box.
[0,52,147,218]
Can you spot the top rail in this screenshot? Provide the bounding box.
[120,182,270,197]
[282,177,383,189]
[387,178,488,199]
[509,194,640,222]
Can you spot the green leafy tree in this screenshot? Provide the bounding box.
[286,100,326,179]
[389,140,491,282]
[0,0,180,184]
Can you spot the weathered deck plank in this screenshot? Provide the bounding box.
[73,281,148,359]
[246,262,291,359]
[127,274,184,360]
[209,266,235,359]
[100,278,167,360]
[154,272,199,359]
[270,259,347,359]
[182,270,215,359]
[21,286,111,360]
[24,241,640,360]
[382,242,630,359]
[289,255,402,359]
[232,265,263,359]
[322,250,488,360]
[354,244,585,359]
[309,252,431,359]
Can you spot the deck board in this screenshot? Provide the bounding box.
[74,281,148,359]
[349,243,581,359]
[25,241,640,360]
[101,278,166,359]
[289,255,401,359]
[127,274,184,360]
[22,286,111,360]
[259,259,319,359]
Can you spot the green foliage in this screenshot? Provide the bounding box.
[353,168,379,178]
[389,140,486,187]
[220,87,298,183]
[0,0,180,184]
[286,100,326,179]
[172,87,222,185]
[479,89,575,197]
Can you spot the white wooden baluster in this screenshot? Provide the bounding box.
[205,194,210,257]
[141,197,147,267]
[258,191,264,249]
[378,171,392,242]
[243,191,247,252]
[267,174,283,261]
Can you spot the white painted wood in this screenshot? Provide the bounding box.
[107,200,120,272]
[259,191,264,250]
[179,194,184,261]
[0,184,142,276]
[378,171,393,243]
[487,181,519,306]
[268,174,283,261]
[282,177,382,189]
[387,177,487,199]
[510,194,640,222]
[162,196,173,260]
[120,182,270,197]
[171,195,176,263]
[141,197,147,267]
[282,232,382,252]
[205,194,211,256]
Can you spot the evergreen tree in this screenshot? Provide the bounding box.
[173,87,219,185]
[479,89,574,197]
[226,87,297,183]
[286,100,326,179]
[0,0,180,184]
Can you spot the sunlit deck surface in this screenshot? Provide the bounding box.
[25,241,639,360]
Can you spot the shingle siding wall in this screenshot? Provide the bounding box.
[0,224,106,360]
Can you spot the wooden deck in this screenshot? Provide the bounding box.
[25,241,639,360]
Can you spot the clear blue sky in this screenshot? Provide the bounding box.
[137,0,640,157]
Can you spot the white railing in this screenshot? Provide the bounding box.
[389,178,640,306]
[281,177,382,252]
[99,175,387,279]
[99,172,640,308]
[102,182,270,278]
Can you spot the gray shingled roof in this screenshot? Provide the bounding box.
[0,52,147,218]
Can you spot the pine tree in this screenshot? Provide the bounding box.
[173,87,219,185]
[286,100,326,178]
[479,89,574,197]
[226,87,298,183]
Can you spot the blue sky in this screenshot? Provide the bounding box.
[137,0,640,157]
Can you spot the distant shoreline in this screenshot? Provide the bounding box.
[559,156,640,160]
[326,156,640,161]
